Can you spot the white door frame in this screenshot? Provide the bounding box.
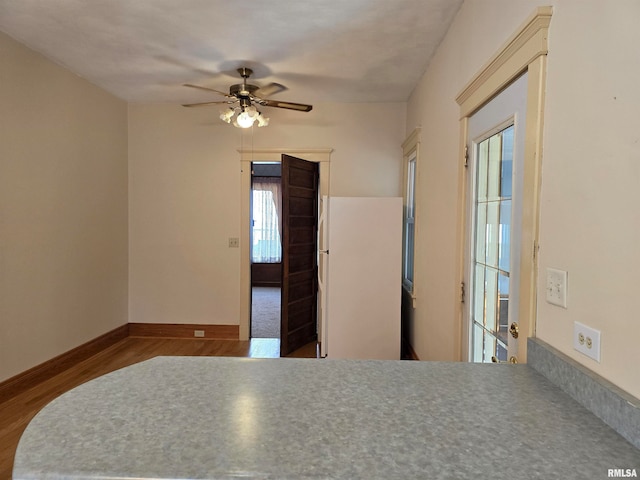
[455,7,552,361]
[238,148,332,341]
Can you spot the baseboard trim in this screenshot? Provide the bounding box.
[0,324,129,404]
[128,323,239,340]
[0,323,240,404]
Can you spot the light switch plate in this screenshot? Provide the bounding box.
[546,267,568,308]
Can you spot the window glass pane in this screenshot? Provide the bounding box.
[495,339,508,362]
[473,323,484,363]
[475,202,487,264]
[485,201,500,268]
[252,182,282,263]
[484,331,497,363]
[498,272,509,344]
[406,158,416,217]
[501,126,514,198]
[487,134,502,200]
[477,140,489,202]
[404,221,414,284]
[498,200,511,273]
[473,265,486,326]
[484,267,498,333]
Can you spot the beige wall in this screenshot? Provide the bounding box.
[406,0,640,398]
[128,102,405,326]
[536,0,640,398]
[0,32,128,382]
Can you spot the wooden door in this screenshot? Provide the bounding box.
[280,154,319,356]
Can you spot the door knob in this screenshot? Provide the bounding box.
[509,322,519,339]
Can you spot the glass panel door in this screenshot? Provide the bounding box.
[464,71,527,364]
[471,126,514,362]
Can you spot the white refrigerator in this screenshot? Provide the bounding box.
[318,196,402,360]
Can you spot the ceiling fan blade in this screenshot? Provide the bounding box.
[254,82,288,98]
[182,100,235,108]
[261,100,313,112]
[183,83,232,98]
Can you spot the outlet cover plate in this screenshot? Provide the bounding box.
[573,321,601,362]
[546,268,568,308]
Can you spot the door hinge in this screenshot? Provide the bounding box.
[464,145,469,168]
[460,281,466,303]
[533,241,539,261]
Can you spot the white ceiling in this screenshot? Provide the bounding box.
[0,0,463,105]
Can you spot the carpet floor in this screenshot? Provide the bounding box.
[251,287,281,338]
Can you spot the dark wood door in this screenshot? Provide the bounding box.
[280,154,319,356]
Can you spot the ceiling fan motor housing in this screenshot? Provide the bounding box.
[230,83,259,98]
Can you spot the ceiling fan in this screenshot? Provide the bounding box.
[182,67,313,128]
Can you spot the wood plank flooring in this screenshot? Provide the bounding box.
[0,337,318,479]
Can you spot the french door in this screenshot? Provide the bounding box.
[465,72,528,363]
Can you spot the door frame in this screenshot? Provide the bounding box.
[455,6,552,361]
[239,148,332,341]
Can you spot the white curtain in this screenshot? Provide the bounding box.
[252,177,282,263]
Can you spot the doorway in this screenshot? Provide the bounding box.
[455,7,550,362]
[239,148,332,345]
[250,162,282,340]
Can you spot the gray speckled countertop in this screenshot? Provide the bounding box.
[13,357,640,479]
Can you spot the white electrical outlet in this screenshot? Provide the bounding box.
[573,321,601,362]
[546,268,568,308]
[228,237,240,248]
[194,330,205,338]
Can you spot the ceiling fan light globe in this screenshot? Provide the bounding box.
[245,106,258,118]
[219,108,234,123]
[257,114,269,127]
[236,111,255,128]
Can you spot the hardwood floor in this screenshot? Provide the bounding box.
[0,337,318,479]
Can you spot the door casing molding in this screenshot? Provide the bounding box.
[455,6,552,361]
[238,148,332,341]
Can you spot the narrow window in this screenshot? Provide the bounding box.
[402,128,420,295]
[252,176,282,263]
[403,151,417,289]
